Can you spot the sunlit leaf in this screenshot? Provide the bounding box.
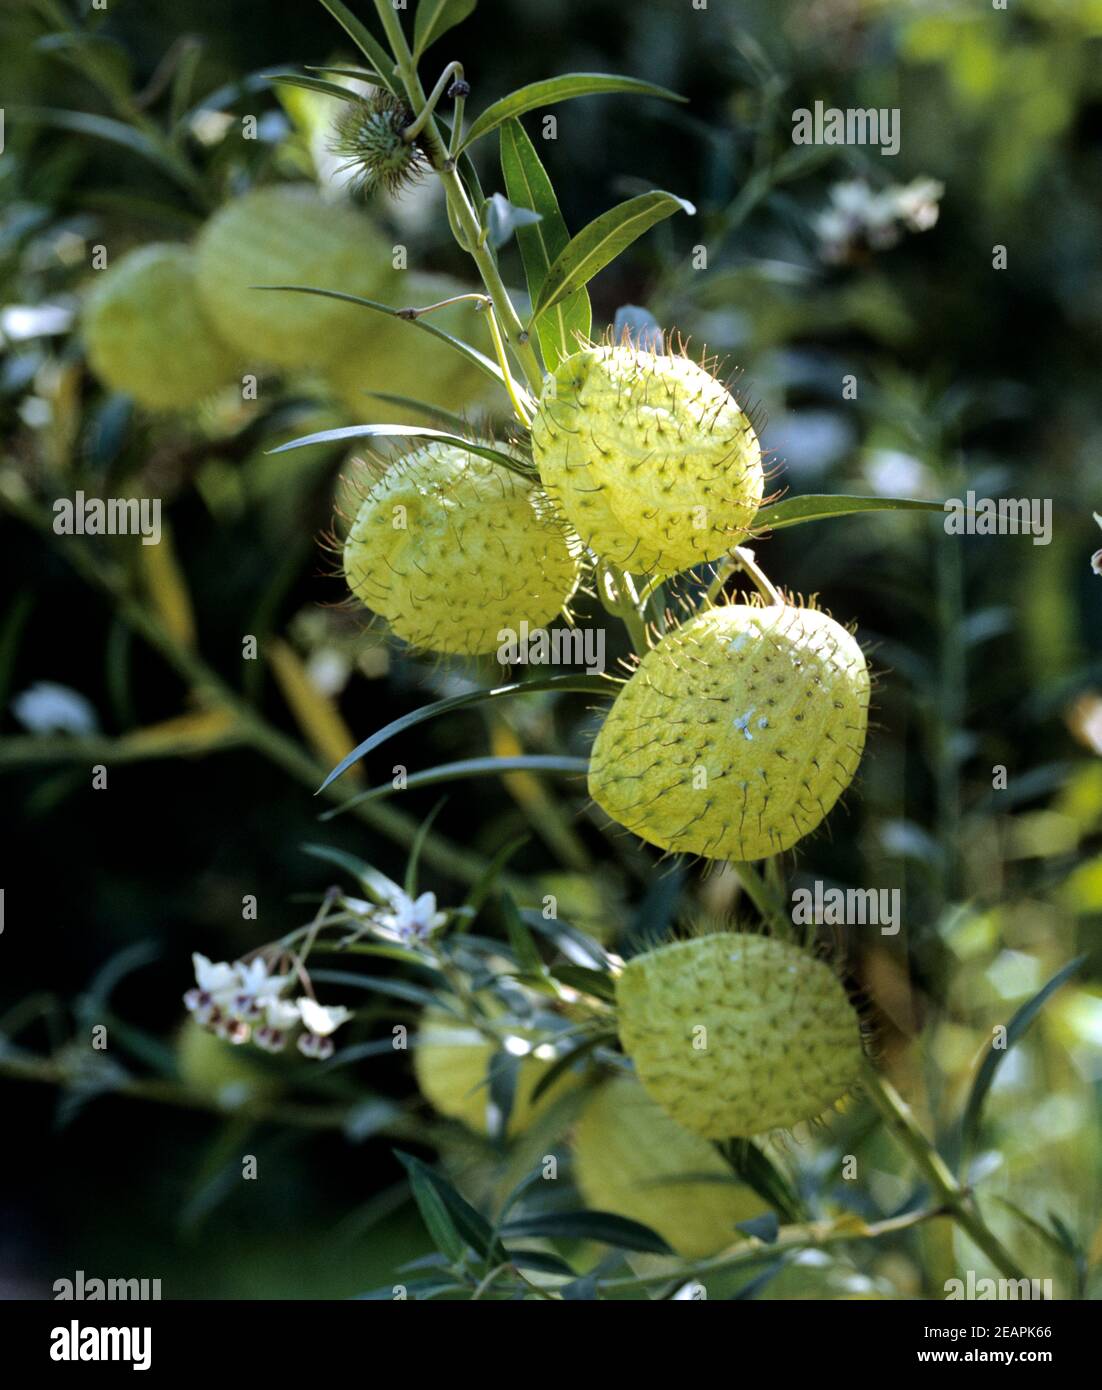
[461,73,686,151]
[315,0,401,97]
[413,0,478,59]
[531,191,695,318]
[500,117,591,368]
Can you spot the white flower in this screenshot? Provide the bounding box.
[375,889,447,942]
[228,957,292,1022]
[253,998,301,1054]
[297,998,352,1036]
[296,998,353,1061]
[183,953,239,1025]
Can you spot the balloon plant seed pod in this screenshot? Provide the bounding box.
[194,184,394,369]
[573,1075,768,1258]
[616,932,865,1138]
[82,244,238,410]
[340,441,583,656]
[531,342,765,578]
[588,601,870,861]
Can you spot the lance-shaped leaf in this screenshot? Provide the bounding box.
[315,0,400,97]
[321,754,590,819]
[498,1210,672,1255]
[251,284,505,388]
[461,73,686,151]
[500,117,591,368]
[531,191,695,319]
[314,673,613,791]
[269,73,370,105]
[753,494,949,532]
[268,424,536,480]
[958,955,1086,1176]
[413,0,478,59]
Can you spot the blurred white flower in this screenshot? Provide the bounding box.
[375,888,447,942]
[296,998,353,1060]
[228,958,292,1022]
[297,998,353,1036]
[183,953,239,1025]
[11,681,98,735]
[814,177,944,263]
[254,998,302,1053]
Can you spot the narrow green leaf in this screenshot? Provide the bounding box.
[268,424,535,480]
[315,674,613,792]
[549,964,616,1001]
[499,1210,672,1255]
[394,1151,506,1262]
[754,494,948,533]
[300,842,400,904]
[959,955,1087,1174]
[405,798,446,896]
[461,73,686,151]
[529,1031,611,1103]
[251,284,505,387]
[460,834,530,922]
[16,107,200,196]
[413,0,477,59]
[320,755,589,819]
[531,191,695,319]
[486,1047,519,1142]
[501,894,543,974]
[500,118,591,368]
[407,1166,466,1263]
[269,73,370,105]
[305,64,386,87]
[315,0,401,97]
[725,1138,803,1223]
[359,392,473,434]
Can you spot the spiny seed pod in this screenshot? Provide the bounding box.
[327,272,491,425]
[342,441,582,655]
[616,932,864,1137]
[413,1009,579,1138]
[194,184,393,369]
[589,602,869,861]
[331,91,428,197]
[530,344,764,578]
[82,244,238,410]
[573,1076,767,1258]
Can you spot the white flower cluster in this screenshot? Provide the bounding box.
[370,887,447,943]
[184,954,352,1060]
[814,177,943,263]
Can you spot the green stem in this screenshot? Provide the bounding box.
[371,0,544,395]
[729,861,792,939]
[861,1062,1027,1283]
[596,1204,941,1293]
[597,563,649,655]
